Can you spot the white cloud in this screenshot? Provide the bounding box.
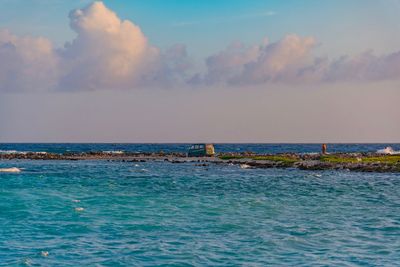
[197,34,316,85]
[235,34,316,84]
[0,1,189,92]
[59,1,160,90]
[0,29,58,91]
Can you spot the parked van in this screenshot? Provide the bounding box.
[188,144,215,157]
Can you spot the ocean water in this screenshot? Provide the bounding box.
[1,143,400,155]
[1,144,400,266]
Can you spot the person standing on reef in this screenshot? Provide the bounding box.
[322,144,327,154]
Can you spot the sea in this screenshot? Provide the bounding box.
[1,143,400,266]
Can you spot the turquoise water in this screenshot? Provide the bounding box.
[1,158,400,266]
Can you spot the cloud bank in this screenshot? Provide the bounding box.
[1,1,400,92]
[196,37,400,86]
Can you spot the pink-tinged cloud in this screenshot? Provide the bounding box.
[0,30,58,91]
[62,1,193,90]
[235,34,316,84]
[323,51,400,82]
[199,35,400,86]
[1,1,189,92]
[194,35,316,85]
[59,1,161,90]
[202,41,263,84]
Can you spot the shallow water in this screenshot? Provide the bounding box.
[1,158,400,266]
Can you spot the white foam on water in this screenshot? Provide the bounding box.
[41,251,49,257]
[0,150,18,154]
[240,164,251,169]
[0,150,27,155]
[376,147,400,155]
[72,199,81,203]
[103,150,124,154]
[75,207,84,212]
[0,150,47,155]
[23,258,32,266]
[0,167,22,173]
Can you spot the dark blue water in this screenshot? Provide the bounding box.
[1,143,399,154]
[1,144,400,266]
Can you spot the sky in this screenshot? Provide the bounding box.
[0,0,399,142]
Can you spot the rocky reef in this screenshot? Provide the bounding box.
[1,151,400,173]
[219,153,400,172]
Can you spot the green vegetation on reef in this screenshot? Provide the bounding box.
[319,155,359,164]
[251,155,298,163]
[320,155,400,164]
[219,154,400,166]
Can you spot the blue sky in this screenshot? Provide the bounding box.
[1,0,400,142]
[2,0,400,58]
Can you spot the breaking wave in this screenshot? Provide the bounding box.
[0,150,47,155]
[0,150,22,154]
[376,147,400,155]
[0,167,22,173]
[240,164,252,169]
[103,151,124,154]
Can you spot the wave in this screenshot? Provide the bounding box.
[103,150,124,154]
[240,164,251,169]
[0,167,22,173]
[0,150,22,154]
[0,150,47,155]
[376,147,400,155]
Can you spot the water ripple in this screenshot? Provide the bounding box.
[0,160,400,265]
